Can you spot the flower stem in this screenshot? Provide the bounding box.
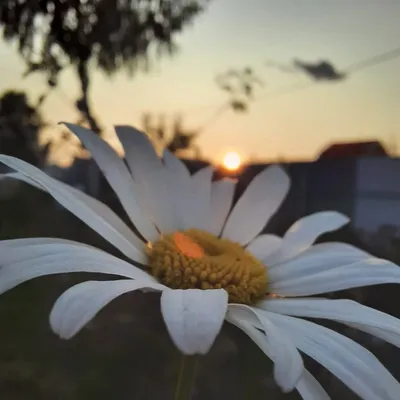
[174,355,198,400]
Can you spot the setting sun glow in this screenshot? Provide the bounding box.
[222,151,242,171]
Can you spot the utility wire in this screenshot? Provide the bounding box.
[194,45,400,132]
[345,46,400,73]
[252,45,400,104]
[195,103,230,133]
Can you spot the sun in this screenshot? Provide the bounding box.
[222,151,242,171]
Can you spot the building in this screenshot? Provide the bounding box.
[319,141,389,159]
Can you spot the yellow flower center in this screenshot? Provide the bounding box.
[146,229,268,305]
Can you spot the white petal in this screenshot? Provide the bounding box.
[246,234,282,262]
[222,166,290,245]
[185,166,213,230]
[1,171,43,190]
[63,123,159,242]
[162,150,192,231]
[114,125,161,175]
[114,126,175,233]
[160,289,228,355]
[226,304,303,392]
[260,297,400,348]
[263,312,400,400]
[5,171,145,260]
[0,237,90,249]
[0,243,155,294]
[266,212,350,265]
[296,369,330,400]
[0,238,98,264]
[11,172,141,249]
[268,242,370,282]
[207,179,236,236]
[0,161,145,262]
[270,258,400,297]
[50,279,165,339]
[347,323,400,347]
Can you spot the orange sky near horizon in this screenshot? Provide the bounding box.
[0,0,399,166]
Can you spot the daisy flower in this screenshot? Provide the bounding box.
[1,123,400,399]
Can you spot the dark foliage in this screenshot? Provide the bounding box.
[216,66,264,112]
[0,0,209,131]
[0,90,48,166]
[141,112,200,156]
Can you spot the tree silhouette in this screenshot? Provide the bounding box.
[141,112,200,156]
[0,0,209,132]
[0,90,49,166]
[216,67,264,112]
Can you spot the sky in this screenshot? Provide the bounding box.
[1,0,400,165]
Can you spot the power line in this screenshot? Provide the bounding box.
[49,87,80,114]
[345,46,400,73]
[257,81,314,102]
[195,103,230,132]
[30,44,400,138]
[257,45,400,102]
[196,44,400,132]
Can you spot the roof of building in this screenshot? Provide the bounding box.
[319,141,388,159]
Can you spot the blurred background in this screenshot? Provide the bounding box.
[0,0,400,398]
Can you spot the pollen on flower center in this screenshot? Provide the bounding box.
[146,229,268,305]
